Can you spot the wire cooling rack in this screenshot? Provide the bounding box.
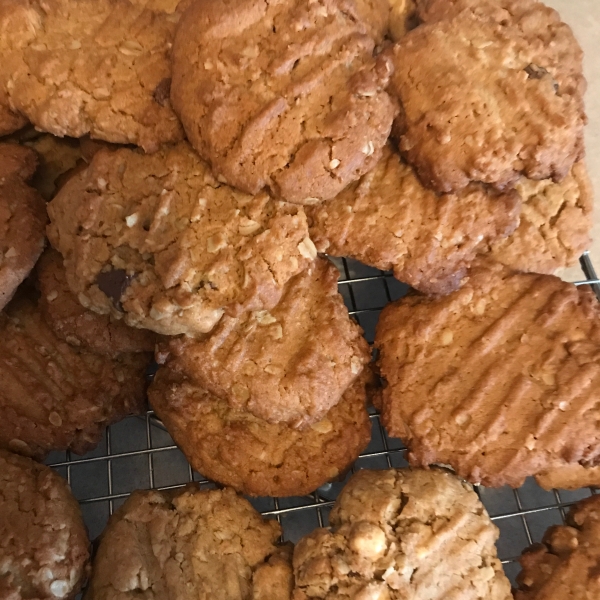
[45,252,600,586]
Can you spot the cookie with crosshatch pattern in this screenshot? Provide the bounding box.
[292,468,511,599]
[156,258,370,428]
[0,449,90,600]
[515,495,600,599]
[375,261,600,489]
[149,366,372,497]
[84,485,293,600]
[47,141,313,337]
[170,0,396,204]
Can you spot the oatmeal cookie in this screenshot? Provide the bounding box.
[0,291,149,459]
[486,161,592,274]
[157,258,370,427]
[308,143,521,294]
[515,495,600,599]
[37,249,157,358]
[293,468,511,599]
[171,0,396,204]
[0,449,90,600]
[84,485,292,600]
[0,102,27,137]
[149,369,372,497]
[388,4,585,192]
[375,262,600,489]
[47,143,313,337]
[0,0,184,152]
[0,143,46,310]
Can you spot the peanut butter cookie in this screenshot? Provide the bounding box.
[376,262,600,489]
[293,468,511,599]
[0,449,90,600]
[171,0,396,204]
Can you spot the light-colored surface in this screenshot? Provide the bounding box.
[547,0,600,279]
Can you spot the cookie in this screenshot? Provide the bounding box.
[0,0,184,152]
[388,4,585,193]
[375,262,600,489]
[0,291,149,459]
[0,143,47,310]
[308,143,521,294]
[292,468,511,599]
[157,258,370,428]
[486,161,592,274]
[515,495,600,599]
[37,249,157,358]
[149,368,372,497]
[0,102,27,137]
[47,142,313,336]
[389,0,417,41]
[84,485,293,600]
[171,0,396,204]
[0,449,90,600]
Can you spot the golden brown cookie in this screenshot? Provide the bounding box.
[0,449,90,600]
[84,485,293,600]
[0,101,27,137]
[388,3,585,193]
[171,0,396,204]
[292,468,511,599]
[37,249,157,358]
[0,0,184,152]
[308,143,521,294]
[0,291,149,459]
[515,495,600,599]
[157,258,370,428]
[486,161,592,274]
[149,368,372,497]
[0,143,47,310]
[388,0,417,40]
[47,142,313,337]
[375,262,600,489]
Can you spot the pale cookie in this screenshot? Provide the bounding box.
[486,161,592,274]
[375,262,600,489]
[171,0,396,204]
[156,258,370,428]
[0,291,149,459]
[149,368,372,497]
[0,0,184,152]
[308,143,521,294]
[292,468,511,599]
[0,449,90,600]
[37,249,157,358]
[388,4,585,193]
[388,0,417,41]
[0,143,47,310]
[515,495,600,599]
[84,485,293,600]
[47,142,313,337]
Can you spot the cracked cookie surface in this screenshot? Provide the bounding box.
[149,368,372,497]
[486,161,592,274]
[388,3,585,193]
[292,468,511,599]
[0,0,184,151]
[514,495,600,600]
[388,0,417,40]
[0,143,47,310]
[0,449,89,600]
[375,262,600,489]
[37,249,157,358]
[171,0,396,204]
[47,142,313,337]
[156,258,370,427]
[308,143,521,294]
[84,485,293,600]
[0,291,149,459]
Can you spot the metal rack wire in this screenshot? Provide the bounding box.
[45,251,600,585]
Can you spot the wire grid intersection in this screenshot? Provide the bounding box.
[45,252,600,585]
